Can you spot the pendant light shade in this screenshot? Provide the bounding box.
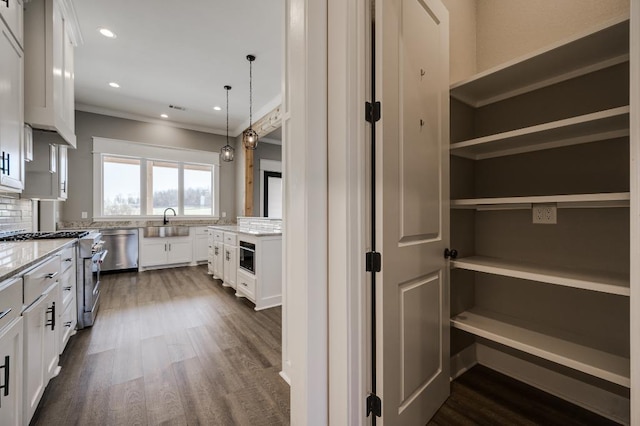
[220,85,235,162]
[243,54,259,150]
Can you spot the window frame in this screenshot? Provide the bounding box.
[93,137,220,220]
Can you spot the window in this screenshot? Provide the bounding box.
[93,138,219,218]
[103,156,141,215]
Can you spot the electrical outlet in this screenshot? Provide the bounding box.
[532,204,557,224]
[81,211,88,219]
[222,212,226,218]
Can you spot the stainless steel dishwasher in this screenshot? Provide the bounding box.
[100,229,139,272]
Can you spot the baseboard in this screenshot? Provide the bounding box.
[279,370,291,385]
[450,344,477,380]
[475,343,630,425]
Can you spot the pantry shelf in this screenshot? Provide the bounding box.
[450,106,629,160]
[451,309,630,387]
[451,256,629,296]
[451,192,630,210]
[450,16,629,107]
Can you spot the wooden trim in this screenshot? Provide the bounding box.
[244,148,254,216]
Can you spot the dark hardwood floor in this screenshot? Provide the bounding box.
[30,264,621,425]
[31,265,290,426]
[430,365,621,426]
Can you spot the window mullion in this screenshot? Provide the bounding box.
[141,159,149,215]
[178,162,185,215]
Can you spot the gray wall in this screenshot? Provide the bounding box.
[62,111,236,221]
[253,142,282,216]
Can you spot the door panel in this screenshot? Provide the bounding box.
[377,0,450,424]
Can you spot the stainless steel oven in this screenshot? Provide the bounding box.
[239,241,256,274]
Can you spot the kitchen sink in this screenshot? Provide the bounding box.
[143,226,190,238]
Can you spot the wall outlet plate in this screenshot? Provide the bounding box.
[532,204,557,224]
[81,211,88,219]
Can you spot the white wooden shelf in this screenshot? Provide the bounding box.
[450,16,629,107]
[451,309,630,387]
[451,256,629,296]
[450,106,630,160]
[451,192,630,210]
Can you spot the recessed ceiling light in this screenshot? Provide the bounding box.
[99,28,117,38]
[213,106,222,111]
[109,82,120,88]
[160,114,169,119]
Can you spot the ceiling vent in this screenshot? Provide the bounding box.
[169,104,186,111]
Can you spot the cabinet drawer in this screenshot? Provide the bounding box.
[59,246,75,273]
[24,256,60,306]
[60,267,75,309]
[194,226,209,236]
[236,269,256,300]
[0,0,23,47]
[211,230,224,242]
[0,277,22,331]
[224,232,237,246]
[59,300,76,352]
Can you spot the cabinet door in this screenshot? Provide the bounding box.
[22,295,47,424]
[167,239,193,264]
[212,241,223,279]
[0,317,23,426]
[58,145,67,199]
[42,286,58,381]
[223,246,237,289]
[140,240,168,267]
[0,0,23,47]
[195,235,209,262]
[0,20,24,192]
[61,17,74,132]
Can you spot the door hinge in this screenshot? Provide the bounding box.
[366,393,382,417]
[366,251,381,272]
[365,101,381,123]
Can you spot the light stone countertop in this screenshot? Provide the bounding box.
[0,239,76,282]
[207,225,282,237]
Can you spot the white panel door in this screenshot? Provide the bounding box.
[377,0,450,424]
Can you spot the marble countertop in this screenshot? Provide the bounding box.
[0,239,76,282]
[207,225,282,237]
[59,220,235,230]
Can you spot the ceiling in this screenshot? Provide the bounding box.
[71,0,283,138]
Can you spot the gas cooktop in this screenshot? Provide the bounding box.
[0,230,91,242]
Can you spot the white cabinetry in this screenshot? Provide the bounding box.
[193,226,209,263]
[222,232,237,289]
[23,133,68,200]
[22,256,60,425]
[0,277,23,426]
[0,0,23,47]
[140,237,193,268]
[235,234,282,310]
[449,17,632,422]
[0,15,24,193]
[24,0,78,147]
[57,245,76,353]
[208,229,224,279]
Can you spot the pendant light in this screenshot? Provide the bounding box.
[220,85,235,162]
[242,54,259,150]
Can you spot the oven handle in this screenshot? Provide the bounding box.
[98,250,109,263]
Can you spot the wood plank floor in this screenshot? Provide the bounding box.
[31,265,290,426]
[429,365,621,426]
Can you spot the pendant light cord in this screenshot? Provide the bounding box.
[249,59,253,130]
[226,87,230,145]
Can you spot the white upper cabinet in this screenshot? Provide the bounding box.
[0,15,24,192]
[23,133,68,200]
[0,0,23,48]
[24,0,81,148]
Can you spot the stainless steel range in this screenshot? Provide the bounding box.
[0,230,107,329]
[75,232,107,329]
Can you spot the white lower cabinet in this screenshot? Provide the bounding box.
[57,246,76,353]
[193,227,209,263]
[223,245,237,289]
[22,283,57,424]
[0,276,23,426]
[140,237,193,268]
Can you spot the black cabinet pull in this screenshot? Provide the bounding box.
[0,151,5,174]
[0,355,9,404]
[444,248,458,259]
[46,302,56,331]
[1,0,8,8]
[0,308,11,320]
[6,152,9,175]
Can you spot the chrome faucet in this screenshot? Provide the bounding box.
[163,208,176,225]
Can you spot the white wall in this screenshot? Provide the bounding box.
[442,0,477,83]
